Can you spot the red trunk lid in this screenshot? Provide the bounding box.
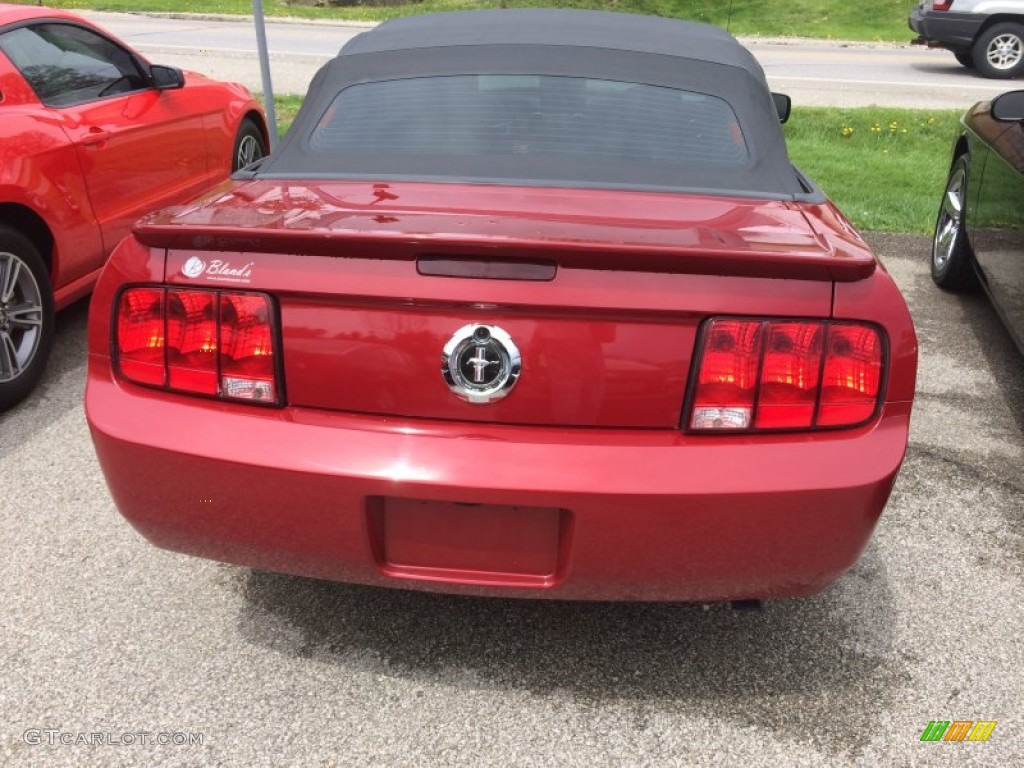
[143,181,867,428]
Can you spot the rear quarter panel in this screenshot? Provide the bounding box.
[183,73,266,181]
[833,264,919,405]
[955,103,1010,264]
[962,99,1024,349]
[800,200,918,405]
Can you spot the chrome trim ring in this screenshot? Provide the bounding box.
[442,324,522,404]
[933,164,965,272]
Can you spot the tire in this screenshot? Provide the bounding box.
[232,118,267,172]
[931,156,978,292]
[971,22,1024,79]
[954,51,974,68]
[0,226,55,411]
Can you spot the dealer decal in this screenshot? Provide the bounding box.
[181,256,253,284]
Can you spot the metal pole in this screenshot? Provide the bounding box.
[252,0,278,150]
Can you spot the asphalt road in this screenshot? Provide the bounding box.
[78,11,1016,109]
[1,235,1022,766]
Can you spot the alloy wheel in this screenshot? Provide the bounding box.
[933,166,965,273]
[0,250,44,383]
[985,33,1023,71]
[236,134,263,169]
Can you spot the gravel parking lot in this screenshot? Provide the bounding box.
[1,234,1021,767]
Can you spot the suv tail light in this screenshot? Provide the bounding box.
[932,2,954,11]
[114,286,281,405]
[687,318,883,432]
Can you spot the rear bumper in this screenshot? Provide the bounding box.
[87,366,911,602]
[909,9,984,50]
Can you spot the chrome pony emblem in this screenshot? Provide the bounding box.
[442,324,521,404]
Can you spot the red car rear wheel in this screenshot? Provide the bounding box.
[0,226,54,410]
[232,119,267,172]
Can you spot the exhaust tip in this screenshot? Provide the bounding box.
[730,599,763,612]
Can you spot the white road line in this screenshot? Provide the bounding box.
[770,75,1006,91]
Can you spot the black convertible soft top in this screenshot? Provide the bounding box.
[339,9,758,67]
[255,9,815,199]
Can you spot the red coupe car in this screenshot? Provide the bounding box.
[87,10,918,603]
[0,3,268,409]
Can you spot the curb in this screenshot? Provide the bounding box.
[80,10,377,29]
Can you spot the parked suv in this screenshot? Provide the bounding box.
[910,1,1024,78]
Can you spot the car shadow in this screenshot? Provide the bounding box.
[235,549,901,759]
[959,289,1024,433]
[0,296,91,459]
[911,265,1024,469]
[866,232,1024,470]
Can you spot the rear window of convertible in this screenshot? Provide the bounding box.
[308,75,750,184]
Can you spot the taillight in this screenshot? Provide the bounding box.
[689,319,761,430]
[115,286,281,405]
[167,289,218,395]
[115,288,165,386]
[219,293,277,401]
[756,321,824,429]
[687,318,884,432]
[818,324,883,427]
[932,1,954,11]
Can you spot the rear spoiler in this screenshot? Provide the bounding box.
[133,224,876,282]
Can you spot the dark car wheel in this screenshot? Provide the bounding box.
[931,156,978,291]
[0,226,54,411]
[954,51,974,68]
[232,118,267,171]
[972,22,1024,79]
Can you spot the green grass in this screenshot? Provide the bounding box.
[25,1,919,42]
[784,107,959,233]
[270,94,304,137]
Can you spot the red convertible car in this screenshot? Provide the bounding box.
[0,4,268,409]
[87,10,918,603]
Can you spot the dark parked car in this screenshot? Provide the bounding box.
[932,89,1024,351]
[910,0,1024,79]
[87,10,918,603]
